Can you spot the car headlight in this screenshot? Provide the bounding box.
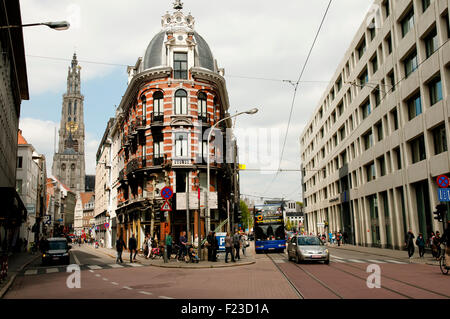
[43,254,46,257]
[63,253,69,256]
[325,249,329,254]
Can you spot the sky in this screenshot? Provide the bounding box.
[18,0,374,203]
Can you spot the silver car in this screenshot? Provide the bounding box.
[287,235,329,264]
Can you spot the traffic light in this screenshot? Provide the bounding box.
[433,204,447,222]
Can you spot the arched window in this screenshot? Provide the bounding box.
[153,91,164,116]
[68,101,72,115]
[174,90,187,115]
[74,101,77,114]
[141,95,147,121]
[198,92,207,119]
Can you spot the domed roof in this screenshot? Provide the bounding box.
[143,31,215,72]
[142,4,215,72]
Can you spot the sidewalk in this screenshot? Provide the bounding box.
[0,251,40,298]
[83,243,256,269]
[327,243,440,266]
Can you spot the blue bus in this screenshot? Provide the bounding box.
[254,204,286,253]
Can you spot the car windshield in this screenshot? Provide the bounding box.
[48,241,67,250]
[298,237,323,246]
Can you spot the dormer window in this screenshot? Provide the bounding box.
[174,90,188,115]
[174,52,188,79]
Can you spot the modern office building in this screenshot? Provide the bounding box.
[300,0,450,249]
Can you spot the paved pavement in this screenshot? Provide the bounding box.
[0,251,40,298]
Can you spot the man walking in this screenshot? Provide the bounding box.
[165,232,173,260]
[233,230,241,261]
[128,233,137,263]
[416,233,425,258]
[405,230,415,260]
[206,231,214,261]
[116,235,126,263]
[224,232,234,263]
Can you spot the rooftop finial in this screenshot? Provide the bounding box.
[173,0,183,10]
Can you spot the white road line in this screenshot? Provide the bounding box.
[273,259,285,263]
[46,268,59,273]
[87,265,103,270]
[139,291,153,295]
[111,282,119,285]
[95,274,101,277]
[108,264,124,268]
[24,270,38,275]
[386,260,407,264]
[123,286,133,290]
[367,259,387,264]
[72,251,81,265]
[89,270,94,273]
[332,255,344,259]
[347,259,366,263]
[102,278,109,281]
[128,263,144,267]
[331,259,345,263]
[159,296,174,299]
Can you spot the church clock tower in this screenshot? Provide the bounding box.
[52,53,86,193]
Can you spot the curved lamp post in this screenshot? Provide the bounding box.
[0,21,70,31]
[205,108,258,234]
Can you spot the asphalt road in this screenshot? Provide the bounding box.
[3,244,450,299]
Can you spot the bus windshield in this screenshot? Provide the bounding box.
[298,237,323,246]
[255,225,285,241]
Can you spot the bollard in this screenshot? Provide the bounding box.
[163,245,168,263]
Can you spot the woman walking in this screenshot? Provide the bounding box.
[405,230,415,260]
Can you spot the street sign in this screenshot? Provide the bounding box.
[26,205,35,214]
[104,223,109,229]
[43,215,51,225]
[161,200,172,211]
[216,232,226,252]
[438,188,450,202]
[161,187,174,200]
[437,175,450,188]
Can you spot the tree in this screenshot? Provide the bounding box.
[240,200,252,230]
[285,219,292,231]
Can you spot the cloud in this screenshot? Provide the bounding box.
[19,118,99,177]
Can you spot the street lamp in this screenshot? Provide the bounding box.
[205,108,258,233]
[0,21,70,31]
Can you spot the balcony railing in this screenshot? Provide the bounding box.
[136,116,146,130]
[151,113,164,124]
[118,169,126,182]
[198,113,210,124]
[172,158,193,167]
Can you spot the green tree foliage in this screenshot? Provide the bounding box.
[285,219,292,231]
[239,200,252,229]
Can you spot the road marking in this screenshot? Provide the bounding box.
[88,265,103,270]
[367,259,387,264]
[332,255,344,259]
[159,296,174,299]
[331,259,345,263]
[102,278,109,281]
[273,259,285,263]
[95,274,101,277]
[108,264,124,268]
[72,251,81,265]
[347,259,366,263]
[128,263,144,267]
[89,270,94,273]
[46,268,59,273]
[139,291,153,295]
[111,282,119,285]
[24,270,38,275]
[385,260,407,264]
[123,286,133,290]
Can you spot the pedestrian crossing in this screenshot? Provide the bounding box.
[21,262,149,276]
[330,257,407,264]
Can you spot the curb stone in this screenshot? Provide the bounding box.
[0,254,40,299]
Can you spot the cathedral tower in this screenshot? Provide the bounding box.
[52,53,86,193]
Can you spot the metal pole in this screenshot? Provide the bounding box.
[186,172,190,242]
[198,186,201,260]
[227,200,230,233]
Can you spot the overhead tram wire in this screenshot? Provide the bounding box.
[261,0,333,196]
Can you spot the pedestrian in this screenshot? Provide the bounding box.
[429,232,437,258]
[328,231,332,243]
[224,232,234,263]
[212,232,219,262]
[193,234,199,250]
[336,231,342,247]
[145,234,152,259]
[206,231,214,261]
[343,231,348,245]
[332,232,336,245]
[233,230,241,261]
[415,233,425,258]
[241,233,248,257]
[434,231,442,259]
[405,230,415,259]
[179,231,188,261]
[128,233,137,263]
[442,221,450,268]
[116,235,126,263]
[165,232,173,260]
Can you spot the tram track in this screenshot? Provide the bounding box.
[267,252,450,299]
[265,253,305,299]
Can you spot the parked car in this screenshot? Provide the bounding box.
[287,235,329,264]
[42,238,72,265]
